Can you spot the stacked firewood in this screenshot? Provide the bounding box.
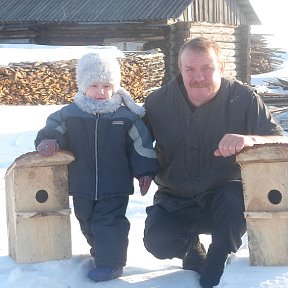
[0,52,165,105]
[250,34,284,74]
[120,52,165,102]
[0,60,77,105]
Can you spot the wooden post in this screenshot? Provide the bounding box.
[237,24,251,83]
[5,151,75,263]
[236,144,288,266]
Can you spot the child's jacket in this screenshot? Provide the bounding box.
[35,100,158,200]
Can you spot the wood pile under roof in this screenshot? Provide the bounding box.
[0,52,165,105]
[250,34,284,75]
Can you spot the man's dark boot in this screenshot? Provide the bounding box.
[199,244,228,288]
[182,236,206,273]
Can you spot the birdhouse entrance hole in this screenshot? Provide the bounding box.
[268,189,282,205]
[35,190,49,203]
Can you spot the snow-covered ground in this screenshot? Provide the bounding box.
[251,51,288,94]
[1,45,288,288]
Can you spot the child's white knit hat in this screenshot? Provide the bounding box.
[76,52,145,117]
[76,52,121,93]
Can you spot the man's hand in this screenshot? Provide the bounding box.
[215,133,288,157]
[36,139,59,157]
[214,134,254,157]
[139,176,153,196]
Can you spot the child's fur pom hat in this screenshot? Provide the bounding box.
[76,52,121,93]
[75,52,145,117]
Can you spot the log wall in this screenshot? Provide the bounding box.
[0,22,252,83]
[165,22,251,83]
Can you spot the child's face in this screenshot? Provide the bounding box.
[85,82,113,100]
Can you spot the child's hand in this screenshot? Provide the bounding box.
[139,176,153,196]
[36,139,59,157]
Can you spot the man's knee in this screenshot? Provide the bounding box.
[143,205,187,259]
[143,226,178,259]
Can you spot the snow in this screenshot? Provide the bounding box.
[251,52,288,94]
[1,45,288,288]
[0,44,124,66]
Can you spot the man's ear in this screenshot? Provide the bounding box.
[220,61,225,74]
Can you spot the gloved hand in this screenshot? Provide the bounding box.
[36,139,59,157]
[139,175,153,196]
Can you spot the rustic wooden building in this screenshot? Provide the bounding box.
[0,0,260,82]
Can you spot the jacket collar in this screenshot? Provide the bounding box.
[74,88,145,117]
[74,92,122,115]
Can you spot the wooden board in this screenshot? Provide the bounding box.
[247,217,288,266]
[5,151,75,174]
[240,161,288,212]
[11,215,72,263]
[236,143,288,164]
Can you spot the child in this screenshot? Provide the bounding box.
[35,52,158,282]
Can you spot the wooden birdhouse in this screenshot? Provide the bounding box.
[5,151,75,264]
[236,143,288,266]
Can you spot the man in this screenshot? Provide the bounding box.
[142,37,287,288]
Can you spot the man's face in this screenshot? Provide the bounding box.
[180,47,224,107]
